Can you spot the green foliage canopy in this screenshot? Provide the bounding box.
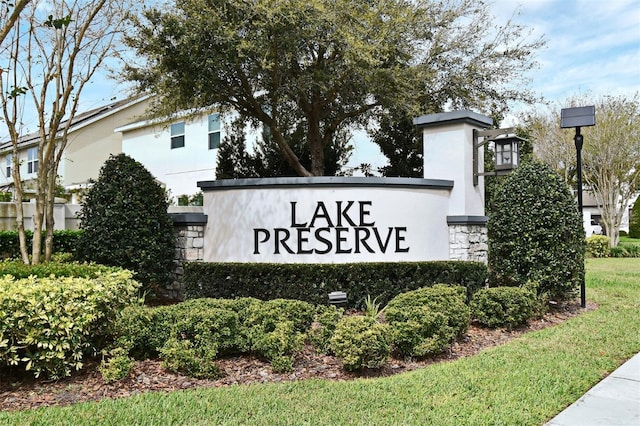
[125,0,543,176]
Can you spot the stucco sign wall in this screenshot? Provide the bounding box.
[198,177,454,263]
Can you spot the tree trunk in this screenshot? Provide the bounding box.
[308,117,324,176]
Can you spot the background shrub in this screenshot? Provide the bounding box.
[0,230,82,260]
[470,286,536,329]
[0,259,121,279]
[0,271,141,379]
[488,160,585,301]
[629,196,640,239]
[384,285,470,358]
[585,235,611,258]
[183,261,487,306]
[76,154,175,295]
[330,316,391,371]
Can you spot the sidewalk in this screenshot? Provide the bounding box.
[545,352,640,426]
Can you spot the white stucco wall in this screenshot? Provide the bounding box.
[200,177,454,263]
[121,116,219,198]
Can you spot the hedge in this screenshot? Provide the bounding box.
[183,261,488,306]
[0,230,82,259]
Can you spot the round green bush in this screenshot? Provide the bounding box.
[487,160,585,301]
[470,286,536,329]
[330,315,391,371]
[384,284,470,357]
[76,153,175,294]
[585,235,611,258]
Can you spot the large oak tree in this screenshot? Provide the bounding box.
[125,0,543,176]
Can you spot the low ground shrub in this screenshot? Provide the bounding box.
[470,286,536,329]
[330,316,391,371]
[385,285,470,358]
[308,305,343,355]
[609,244,640,258]
[586,235,610,258]
[0,271,140,379]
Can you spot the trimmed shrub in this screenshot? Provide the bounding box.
[488,160,585,301]
[470,286,536,329]
[243,299,315,372]
[159,338,221,379]
[630,196,640,239]
[0,271,141,379]
[99,347,135,384]
[183,261,487,305]
[384,285,470,358]
[330,316,391,371]
[76,154,175,294]
[308,305,344,355]
[586,235,611,257]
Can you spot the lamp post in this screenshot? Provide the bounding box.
[473,128,525,185]
[560,105,596,308]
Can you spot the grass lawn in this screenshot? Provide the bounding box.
[1,258,639,425]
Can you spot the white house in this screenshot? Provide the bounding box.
[115,110,228,199]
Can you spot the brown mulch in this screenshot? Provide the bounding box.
[0,300,596,412]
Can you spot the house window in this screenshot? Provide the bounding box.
[170,122,185,149]
[208,114,221,150]
[27,147,38,174]
[5,155,11,178]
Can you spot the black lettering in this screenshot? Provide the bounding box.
[336,201,356,227]
[297,228,313,254]
[290,202,307,227]
[335,227,352,254]
[274,228,294,254]
[309,201,333,228]
[253,228,270,254]
[395,227,410,252]
[359,201,375,226]
[373,227,394,253]
[354,227,374,253]
[314,227,333,254]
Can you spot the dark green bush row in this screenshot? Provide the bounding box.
[0,230,82,260]
[0,258,122,279]
[183,261,487,306]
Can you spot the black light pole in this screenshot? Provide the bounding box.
[574,127,584,225]
[561,106,595,309]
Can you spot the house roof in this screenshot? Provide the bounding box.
[0,96,149,153]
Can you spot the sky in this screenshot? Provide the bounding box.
[348,0,640,170]
[4,0,640,170]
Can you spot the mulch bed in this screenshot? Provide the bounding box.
[0,300,595,412]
